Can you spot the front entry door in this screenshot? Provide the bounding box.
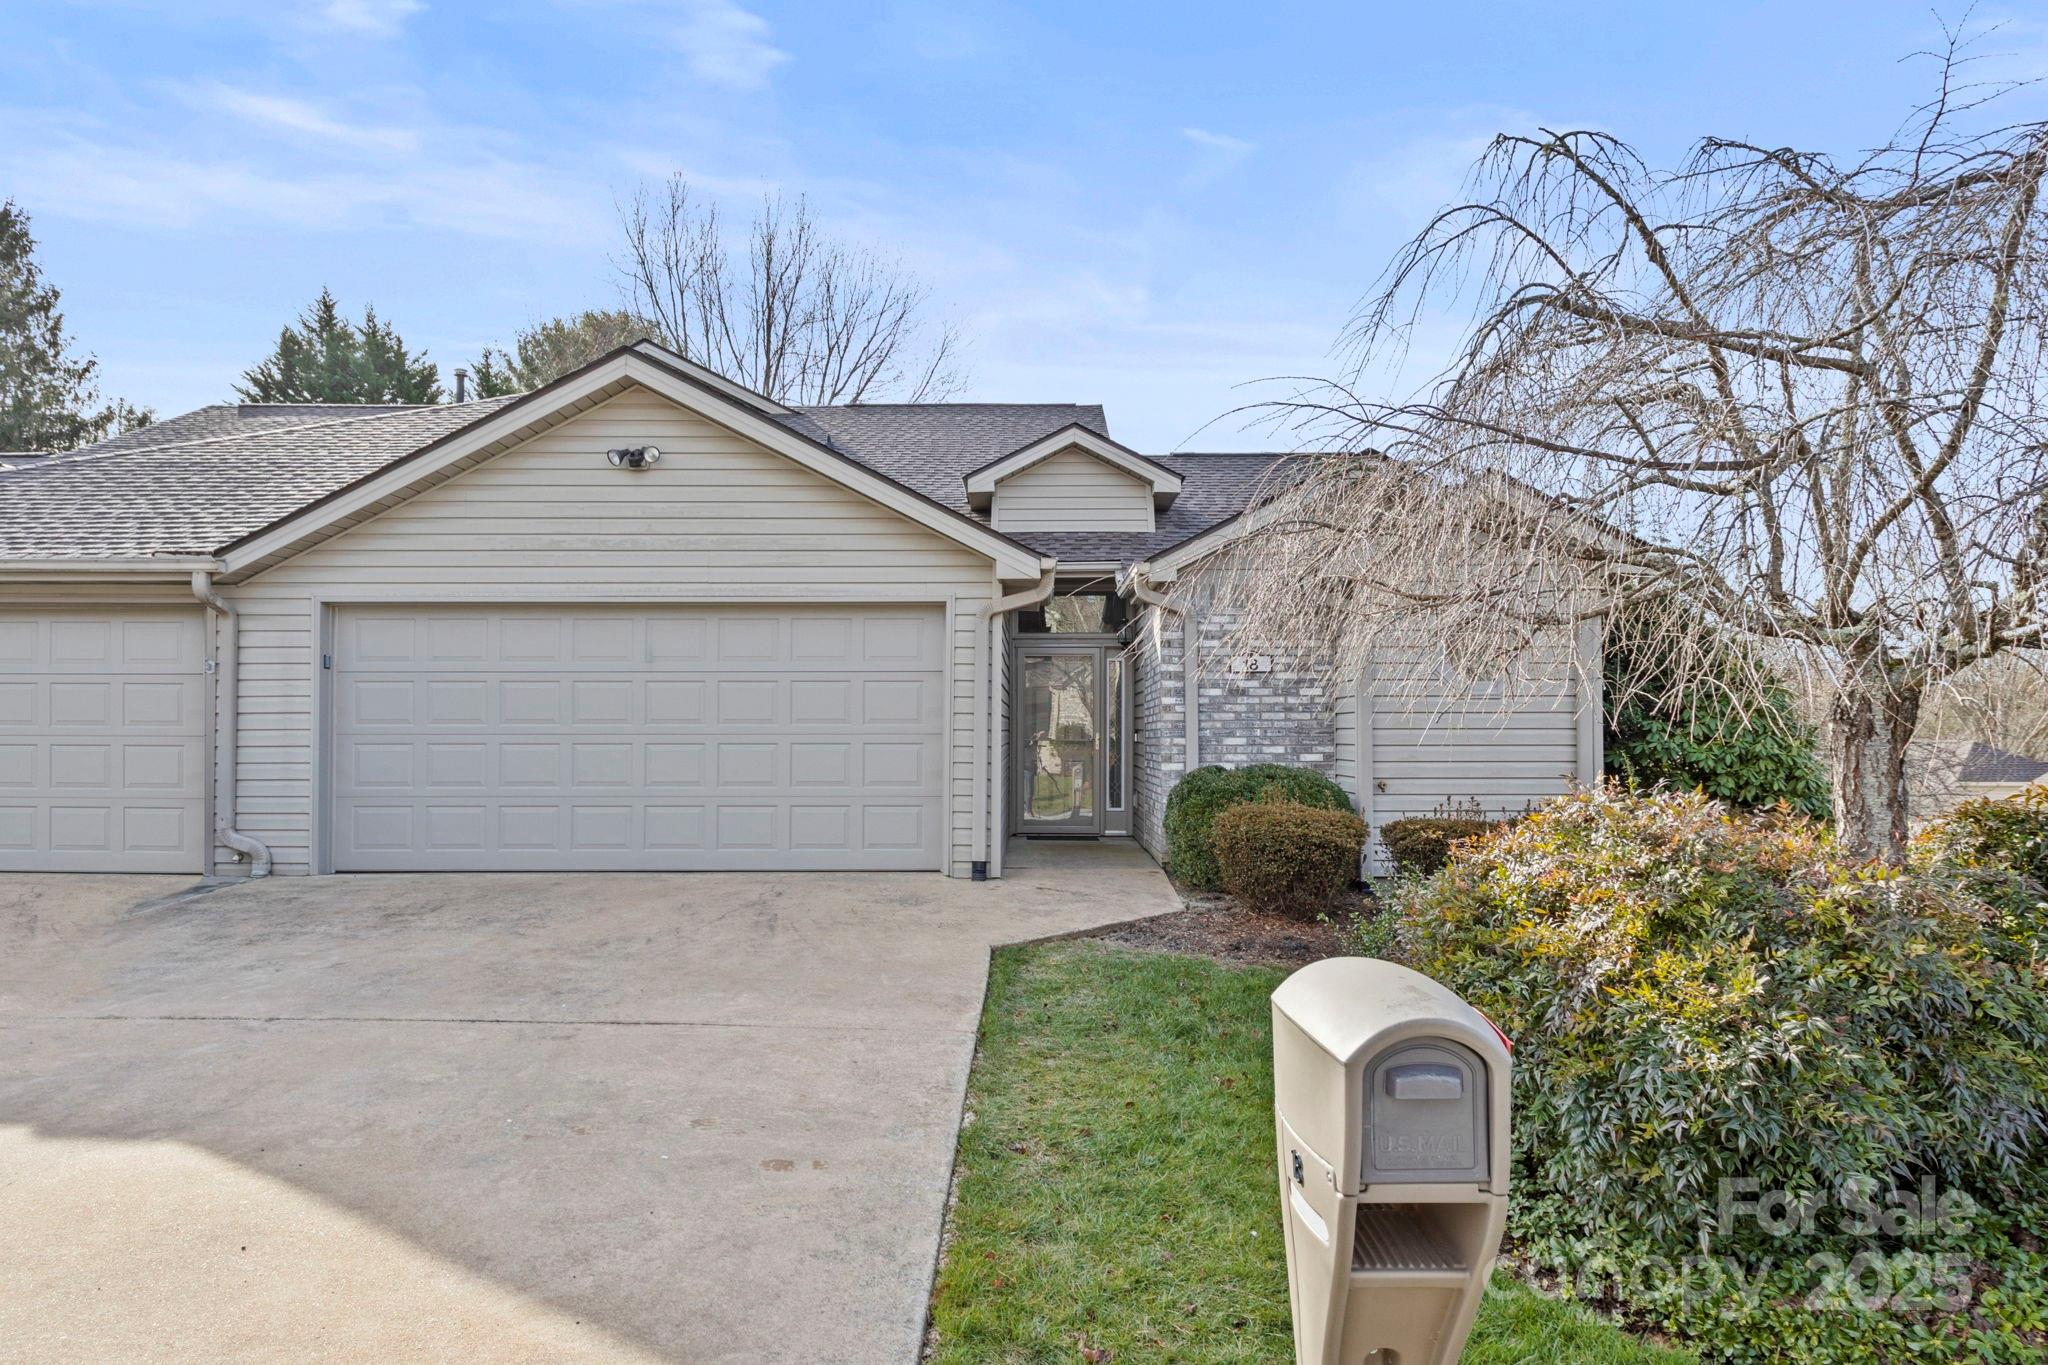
[1015,646,1104,835]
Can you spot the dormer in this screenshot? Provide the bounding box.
[964,425,1183,533]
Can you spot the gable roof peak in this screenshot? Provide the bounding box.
[623,338,794,417]
[962,423,1183,509]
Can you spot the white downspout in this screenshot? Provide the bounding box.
[192,571,272,877]
[1127,567,1198,771]
[981,568,1057,880]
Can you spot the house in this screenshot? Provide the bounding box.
[0,341,1602,878]
[1907,739,2048,822]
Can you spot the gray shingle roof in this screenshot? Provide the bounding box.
[1012,453,1300,563]
[776,403,1109,510]
[1958,742,2048,784]
[0,387,1290,566]
[75,403,426,459]
[0,401,518,558]
[772,407,1295,564]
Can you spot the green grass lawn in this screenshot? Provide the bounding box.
[926,941,1694,1364]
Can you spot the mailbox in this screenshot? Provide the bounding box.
[1271,958,1511,1365]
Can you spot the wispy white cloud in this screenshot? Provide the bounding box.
[746,148,1342,447]
[315,0,423,38]
[1179,126,1257,185]
[1,114,603,244]
[612,148,784,199]
[184,84,421,155]
[1337,107,1542,229]
[1181,127,1255,157]
[665,0,790,90]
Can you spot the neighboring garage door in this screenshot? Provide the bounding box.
[0,609,208,873]
[330,605,947,871]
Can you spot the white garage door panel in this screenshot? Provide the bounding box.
[0,610,208,873]
[330,606,947,871]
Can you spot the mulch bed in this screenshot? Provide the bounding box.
[1084,883,1373,971]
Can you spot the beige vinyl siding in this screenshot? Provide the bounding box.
[991,447,1154,532]
[1370,641,1581,810]
[1330,635,1592,873]
[219,387,996,877]
[1332,678,1360,802]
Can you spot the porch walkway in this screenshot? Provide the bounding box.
[1002,835,1158,875]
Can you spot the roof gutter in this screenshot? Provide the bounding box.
[191,571,272,877]
[0,557,224,577]
[977,568,1058,879]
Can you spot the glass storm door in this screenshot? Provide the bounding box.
[1016,647,1104,835]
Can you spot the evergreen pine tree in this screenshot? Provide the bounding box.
[0,199,153,451]
[468,348,520,399]
[237,289,443,403]
[356,304,442,402]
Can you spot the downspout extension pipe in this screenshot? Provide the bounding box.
[980,568,1058,879]
[191,571,272,877]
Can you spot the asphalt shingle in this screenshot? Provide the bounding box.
[773,407,1296,564]
[0,390,1292,567]
[73,403,428,459]
[776,403,1110,510]
[1012,452,1299,563]
[0,401,518,558]
[1959,742,2048,785]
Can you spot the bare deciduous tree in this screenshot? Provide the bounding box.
[1918,650,2048,757]
[617,178,965,405]
[1205,48,2048,861]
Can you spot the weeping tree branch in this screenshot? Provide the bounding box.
[1199,35,2048,861]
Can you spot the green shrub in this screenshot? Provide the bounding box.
[1379,816,1503,877]
[1211,799,1366,918]
[1163,764,1352,890]
[1399,784,2048,1362]
[1603,605,1830,818]
[1920,784,2048,884]
[1918,785,2048,968]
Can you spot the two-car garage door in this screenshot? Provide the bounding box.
[329,605,947,871]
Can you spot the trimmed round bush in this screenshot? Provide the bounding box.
[1397,784,2048,1360]
[1163,764,1353,890]
[1378,816,1502,877]
[1212,799,1366,918]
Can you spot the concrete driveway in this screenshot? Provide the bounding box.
[0,844,1175,1364]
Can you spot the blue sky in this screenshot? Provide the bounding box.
[4,2,2045,449]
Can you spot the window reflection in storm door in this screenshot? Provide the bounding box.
[1018,650,1102,833]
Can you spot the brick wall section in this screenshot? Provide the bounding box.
[1129,604,1186,862]
[1194,598,1340,776]
[1128,588,1345,866]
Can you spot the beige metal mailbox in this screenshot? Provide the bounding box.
[1271,958,1511,1365]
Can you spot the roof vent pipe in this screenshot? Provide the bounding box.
[453,367,470,403]
[191,571,272,877]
